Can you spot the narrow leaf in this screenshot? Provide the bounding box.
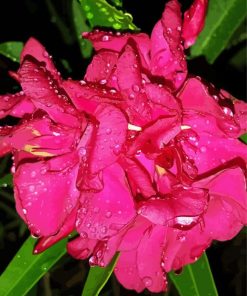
[190,0,247,63]
[240,133,247,144]
[0,174,13,188]
[169,252,218,296]
[0,236,67,296]
[82,253,120,296]
[80,0,138,31]
[72,0,92,58]
[0,42,23,62]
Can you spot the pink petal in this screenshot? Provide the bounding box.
[151,0,187,90]
[62,80,123,115]
[34,205,78,253]
[234,99,247,133]
[14,160,80,236]
[182,0,208,48]
[137,225,167,292]
[85,50,119,83]
[119,156,156,198]
[83,31,150,68]
[75,163,136,240]
[20,37,61,82]
[128,114,181,156]
[0,92,35,119]
[138,186,208,229]
[179,78,241,138]
[114,250,145,292]
[67,236,97,260]
[87,104,127,174]
[18,59,79,127]
[114,43,151,125]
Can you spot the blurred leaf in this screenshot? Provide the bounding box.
[240,133,247,144]
[190,0,247,63]
[108,0,123,8]
[0,174,13,188]
[72,0,92,58]
[80,0,139,31]
[227,20,247,49]
[0,42,23,62]
[0,236,67,296]
[81,252,120,296]
[169,253,218,296]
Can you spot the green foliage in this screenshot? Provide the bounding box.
[0,174,13,188]
[169,253,218,296]
[190,0,247,63]
[72,0,92,58]
[0,237,67,296]
[240,133,247,144]
[80,0,138,31]
[0,42,23,62]
[81,253,120,296]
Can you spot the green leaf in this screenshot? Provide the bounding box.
[72,0,92,58]
[0,42,23,62]
[0,236,67,296]
[80,0,138,31]
[0,174,13,188]
[82,252,120,296]
[169,253,218,296]
[190,0,247,63]
[239,133,247,144]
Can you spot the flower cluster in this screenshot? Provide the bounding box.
[0,0,246,293]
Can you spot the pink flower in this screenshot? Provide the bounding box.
[0,0,246,294]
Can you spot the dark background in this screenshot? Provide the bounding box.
[0,1,246,295]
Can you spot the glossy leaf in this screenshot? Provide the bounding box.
[169,252,218,296]
[80,0,138,31]
[240,133,247,144]
[190,0,247,63]
[72,0,92,58]
[0,236,67,296]
[0,42,23,62]
[0,174,13,187]
[82,253,120,296]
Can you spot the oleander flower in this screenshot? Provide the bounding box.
[0,0,246,294]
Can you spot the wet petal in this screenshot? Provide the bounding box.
[67,236,97,260]
[76,163,136,240]
[151,0,187,89]
[115,250,145,292]
[20,37,61,82]
[14,160,80,236]
[182,0,208,48]
[137,225,167,292]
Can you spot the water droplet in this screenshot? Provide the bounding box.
[200,146,207,153]
[102,35,110,41]
[105,211,112,218]
[23,208,27,215]
[142,276,153,287]
[29,185,35,192]
[129,93,135,100]
[113,144,121,155]
[79,147,87,156]
[106,128,112,135]
[132,84,140,92]
[99,79,107,85]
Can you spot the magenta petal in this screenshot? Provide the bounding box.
[83,31,150,68]
[14,161,80,236]
[89,104,127,173]
[67,236,97,260]
[76,163,135,240]
[151,0,187,89]
[34,205,78,253]
[0,92,34,119]
[115,250,145,292]
[137,225,167,292]
[18,59,79,127]
[85,50,118,83]
[182,0,208,48]
[138,186,208,228]
[20,37,61,82]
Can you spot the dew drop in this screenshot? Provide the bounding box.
[142,276,153,287]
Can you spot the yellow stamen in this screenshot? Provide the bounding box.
[155,165,166,176]
[24,145,53,157]
[181,125,191,130]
